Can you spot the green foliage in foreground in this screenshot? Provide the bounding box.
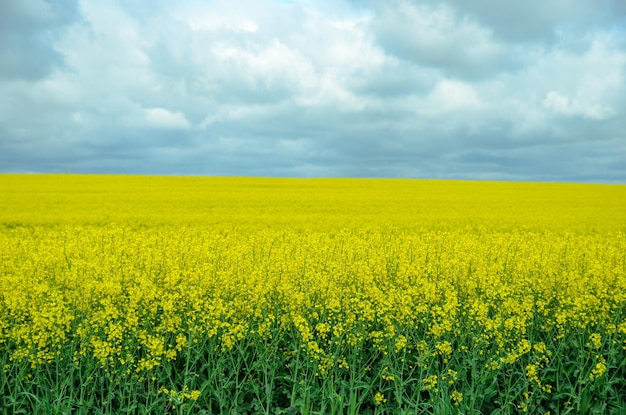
[2,324,625,415]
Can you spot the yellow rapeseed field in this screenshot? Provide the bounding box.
[1,174,625,414]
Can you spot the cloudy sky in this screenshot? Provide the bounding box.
[1,0,625,182]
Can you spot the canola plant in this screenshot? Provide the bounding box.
[0,175,625,414]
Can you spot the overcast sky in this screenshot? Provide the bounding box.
[1,0,625,182]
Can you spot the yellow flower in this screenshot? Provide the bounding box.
[394,335,407,352]
[590,358,607,380]
[589,333,602,350]
[422,375,438,391]
[450,390,463,406]
[525,364,539,385]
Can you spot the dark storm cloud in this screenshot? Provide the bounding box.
[0,0,624,182]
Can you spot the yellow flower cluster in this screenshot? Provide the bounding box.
[374,392,387,405]
[159,386,201,403]
[3,227,622,372]
[450,390,463,406]
[0,175,625,409]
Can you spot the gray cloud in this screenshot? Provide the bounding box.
[372,2,510,79]
[0,0,78,79]
[0,0,625,182]
[413,0,625,43]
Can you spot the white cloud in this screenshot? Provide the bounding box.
[498,33,626,129]
[543,91,614,120]
[143,108,191,129]
[427,79,481,112]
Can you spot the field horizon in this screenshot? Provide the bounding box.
[2,174,625,233]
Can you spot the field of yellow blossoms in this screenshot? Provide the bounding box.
[1,174,625,414]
